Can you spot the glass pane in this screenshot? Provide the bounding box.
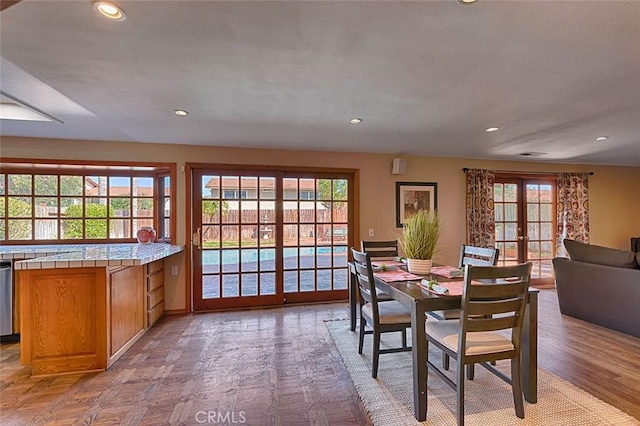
[163,218,170,239]
[494,204,504,221]
[241,274,258,296]
[283,202,297,223]
[110,219,130,238]
[540,204,553,221]
[496,242,505,260]
[300,270,315,292]
[110,177,131,196]
[528,241,541,259]
[333,268,347,290]
[34,219,58,240]
[333,202,348,222]
[504,184,517,202]
[261,248,276,271]
[8,175,31,195]
[133,177,153,196]
[299,203,314,222]
[8,197,31,217]
[222,275,239,297]
[203,250,220,274]
[0,221,4,239]
[527,204,539,221]
[8,219,31,240]
[527,223,539,240]
[300,179,315,200]
[495,223,504,241]
[241,225,258,247]
[526,185,539,202]
[259,177,275,200]
[203,176,219,199]
[317,224,331,245]
[333,246,347,268]
[260,272,276,295]
[283,247,298,269]
[505,204,517,221]
[493,184,503,202]
[284,270,298,293]
[300,224,315,245]
[221,225,239,248]
[540,185,552,202]
[202,225,220,248]
[222,249,239,272]
[300,247,315,269]
[317,179,331,200]
[222,176,240,199]
[283,224,298,246]
[242,177,258,199]
[133,218,153,231]
[541,259,553,277]
[333,224,348,244]
[61,219,83,239]
[61,176,84,196]
[334,179,348,201]
[34,175,57,196]
[0,197,4,218]
[317,246,332,268]
[505,223,518,240]
[241,249,258,272]
[283,178,297,200]
[203,275,220,299]
[541,241,553,258]
[86,219,107,239]
[530,260,541,279]
[110,198,131,217]
[317,202,331,222]
[133,198,153,217]
[35,198,57,217]
[540,223,553,240]
[61,197,81,209]
[504,242,518,260]
[86,199,107,217]
[317,270,332,291]
[202,200,221,224]
[0,175,4,195]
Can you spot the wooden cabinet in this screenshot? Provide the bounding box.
[145,260,165,328]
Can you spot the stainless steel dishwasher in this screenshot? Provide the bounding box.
[0,261,19,342]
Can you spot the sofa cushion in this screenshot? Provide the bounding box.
[564,239,639,269]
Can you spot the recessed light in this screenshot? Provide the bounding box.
[485,127,499,132]
[458,0,478,4]
[174,110,189,117]
[93,2,126,21]
[595,136,609,141]
[349,118,363,124]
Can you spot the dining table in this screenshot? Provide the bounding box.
[347,262,538,422]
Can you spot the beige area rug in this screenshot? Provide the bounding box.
[326,321,639,426]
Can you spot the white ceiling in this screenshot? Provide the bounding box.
[1,0,639,166]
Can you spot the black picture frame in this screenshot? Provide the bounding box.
[396,182,438,228]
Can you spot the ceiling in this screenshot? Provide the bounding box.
[1,1,639,166]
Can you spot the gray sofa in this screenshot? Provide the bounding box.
[553,239,640,338]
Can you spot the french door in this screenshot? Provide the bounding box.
[494,176,556,286]
[191,167,353,311]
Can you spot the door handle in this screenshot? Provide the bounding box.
[192,227,202,249]
[517,235,529,241]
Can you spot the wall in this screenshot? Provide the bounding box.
[2,136,639,310]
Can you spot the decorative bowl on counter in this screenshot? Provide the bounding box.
[136,227,156,244]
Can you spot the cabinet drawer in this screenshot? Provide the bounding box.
[147,271,164,293]
[148,287,164,310]
[147,260,163,275]
[148,302,164,327]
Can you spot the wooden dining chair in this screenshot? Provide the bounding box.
[431,244,500,374]
[361,240,399,301]
[426,262,532,426]
[351,248,412,378]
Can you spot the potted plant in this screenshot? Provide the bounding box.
[399,210,441,274]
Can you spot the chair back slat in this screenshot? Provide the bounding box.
[466,314,518,333]
[466,298,523,316]
[459,244,499,268]
[466,281,528,300]
[361,240,399,259]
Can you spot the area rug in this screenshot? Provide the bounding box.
[326,321,639,426]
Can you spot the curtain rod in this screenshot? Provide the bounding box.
[462,168,594,176]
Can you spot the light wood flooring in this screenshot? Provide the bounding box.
[1,289,639,425]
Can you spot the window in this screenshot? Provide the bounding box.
[0,159,175,244]
[223,189,248,199]
[300,190,315,200]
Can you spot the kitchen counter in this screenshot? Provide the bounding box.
[1,243,184,269]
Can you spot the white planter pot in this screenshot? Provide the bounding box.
[406,258,432,275]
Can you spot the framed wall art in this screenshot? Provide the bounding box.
[396,182,438,227]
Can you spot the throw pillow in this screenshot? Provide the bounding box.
[564,239,638,269]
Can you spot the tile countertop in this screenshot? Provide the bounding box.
[1,243,185,270]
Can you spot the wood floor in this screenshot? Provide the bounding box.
[1,289,639,425]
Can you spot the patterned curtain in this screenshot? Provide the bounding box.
[466,169,496,247]
[556,172,590,257]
